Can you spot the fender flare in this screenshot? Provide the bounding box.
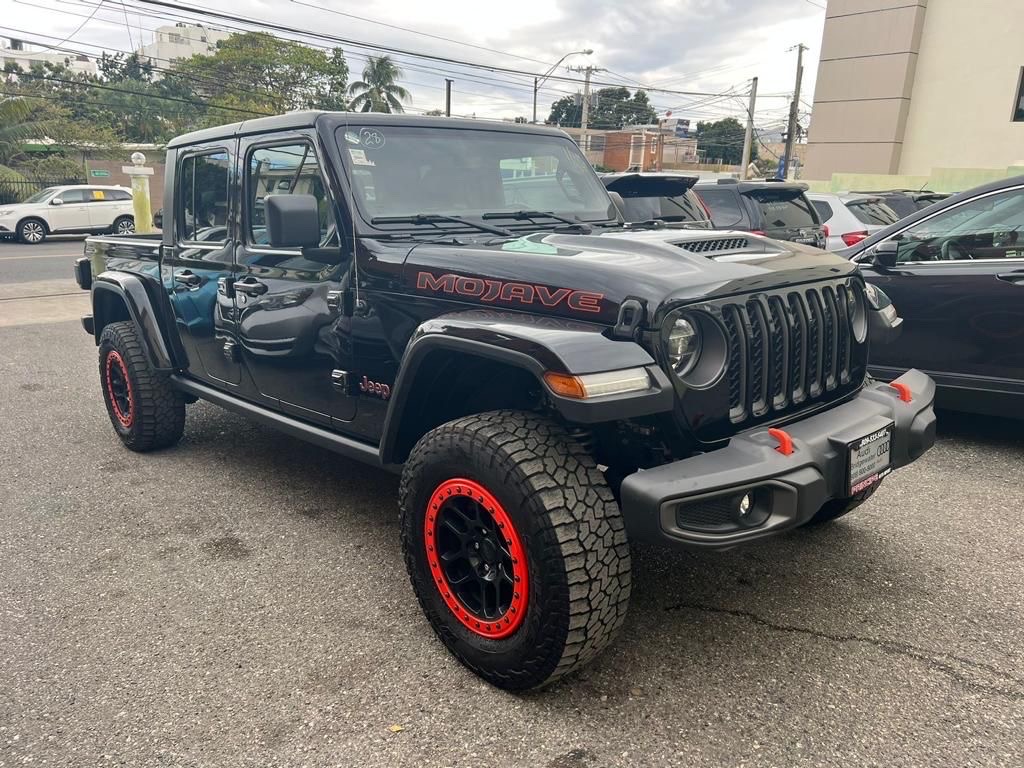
[91,271,183,371]
[378,310,674,465]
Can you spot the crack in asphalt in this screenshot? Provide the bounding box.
[665,602,1024,701]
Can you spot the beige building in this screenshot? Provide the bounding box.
[804,0,1024,179]
[1,38,96,75]
[137,23,230,66]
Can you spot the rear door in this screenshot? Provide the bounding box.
[86,188,131,230]
[233,133,355,424]
[163,143,241,386]
[744,188,824,246]
[861,184,1024,386]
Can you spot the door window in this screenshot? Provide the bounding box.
[696,188,744,227]
[247,142,335,246]
[178,151,230,243]
[811,200,834,223]
[890,187,1024,262]
[58,189,89,204]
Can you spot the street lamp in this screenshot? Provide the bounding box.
[533,48,593,124]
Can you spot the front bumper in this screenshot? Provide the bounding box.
[620,369,936,549]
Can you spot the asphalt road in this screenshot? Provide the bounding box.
[1,246,1022,767]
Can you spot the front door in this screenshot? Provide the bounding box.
[233,134,356,424]
[862,184,1024,385]
[50,189,92,231]
[163,145,241,386]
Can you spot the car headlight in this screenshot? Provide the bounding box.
[666,317,701,375]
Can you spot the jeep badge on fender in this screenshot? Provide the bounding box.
[74,112,937,692]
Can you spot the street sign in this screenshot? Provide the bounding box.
[89,169,111,178]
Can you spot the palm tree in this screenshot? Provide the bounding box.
[347,56,410,113]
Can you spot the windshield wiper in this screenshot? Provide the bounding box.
[481,210,594,234]
[371,213,513,237]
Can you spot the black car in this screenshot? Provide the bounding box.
[694,179,827,248]
[843,175,1024,417]
[600,172,712,229]
[851,189,951,219]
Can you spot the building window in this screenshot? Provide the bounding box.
[1014,67,1024,122]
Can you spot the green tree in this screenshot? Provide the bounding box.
[347,56,410,113]
[546,87,657,129]
[175,32,349,118]
[695,118,757,166]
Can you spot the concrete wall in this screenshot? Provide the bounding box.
[803,0,928,178]
[898,0,1024,174]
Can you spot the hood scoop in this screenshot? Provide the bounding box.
[672,236,750,255]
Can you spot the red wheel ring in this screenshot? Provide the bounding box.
[105,350,134,428]
[424,478,528,639]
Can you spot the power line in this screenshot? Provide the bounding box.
[17,0,105,53]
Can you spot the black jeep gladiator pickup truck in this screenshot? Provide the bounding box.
[74,112,936,691]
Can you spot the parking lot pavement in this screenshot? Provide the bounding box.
[0,238,88,285]
[1,317,1022,767]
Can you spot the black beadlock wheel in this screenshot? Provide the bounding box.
[400,410,632,691]
[804,481,881,526]
[98,321,185,451]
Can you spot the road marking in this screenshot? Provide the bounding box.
[0,293,89,327]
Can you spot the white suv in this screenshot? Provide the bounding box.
[0,185,135,244]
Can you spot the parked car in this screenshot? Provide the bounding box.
[851,189,950,219]
[694,179,827,248]
[600,172,713,229]
[0,185,134,244]
[843,174,1024,417]
[807,192,901,250]
[73,112,934,691]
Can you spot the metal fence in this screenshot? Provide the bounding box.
[0,178,84,205]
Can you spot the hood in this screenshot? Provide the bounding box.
[399,229,857,327]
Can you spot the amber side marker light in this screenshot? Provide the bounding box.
[543,368,651,400]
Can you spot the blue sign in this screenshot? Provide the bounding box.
[775,157,786,180]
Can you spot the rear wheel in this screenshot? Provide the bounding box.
[804,482,880,526]
[400,410,631,691]
[98,321,185,451]
[17,218,47,244]
[112,215,135,235]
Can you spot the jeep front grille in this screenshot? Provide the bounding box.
[676,237,748,253]
[721,282,858,424]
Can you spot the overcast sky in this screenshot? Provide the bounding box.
[3,0,826,129]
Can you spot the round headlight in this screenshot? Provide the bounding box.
[666,317,701,375]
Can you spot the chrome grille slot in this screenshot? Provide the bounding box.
[677,237,749,253]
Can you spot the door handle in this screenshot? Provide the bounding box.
[174,270,201,287]
[996,272,1024,286]
[234,277,268,296]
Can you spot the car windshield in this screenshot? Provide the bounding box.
[22,187,58,204]
[335,125,615,229]
[747,189,819,229]
[846,199,900,226]
[620,193,706,223]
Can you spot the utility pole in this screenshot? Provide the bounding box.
[782,45,807,180]
[533,49,592,124]
[569,65,606,157]
[444,78,453,117]
[740,76,759,179]
[532,77,538,124]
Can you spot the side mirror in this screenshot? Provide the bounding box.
[50,198,64,206]
[606,190,626,221]
[873,239,899,269]
[264,194,321,249]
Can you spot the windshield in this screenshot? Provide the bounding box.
[22,187,58,204]
[747,189,819,229]
[846,199,900,226]
[336,125,615,229]
[620,192,707,223]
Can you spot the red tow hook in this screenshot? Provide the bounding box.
[888,382,913,403]
[767,427,795,456]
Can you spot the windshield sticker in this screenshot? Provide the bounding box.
[359,128,386,149]
[348,148,375,166]
[343,131,361,145]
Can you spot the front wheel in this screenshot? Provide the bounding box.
[400,411,631,691]
[17,218,47,244]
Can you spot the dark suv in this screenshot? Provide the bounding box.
[73,112,935,691]
[695,179,827,248]
[600,172,712,229]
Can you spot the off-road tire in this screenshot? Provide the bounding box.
[400,410,631,691]
[804,481,881,526]
[98,321,185,451]
[111,215,135,235]
[17,218,47,244]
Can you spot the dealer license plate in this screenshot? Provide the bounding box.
[847,423,893,496]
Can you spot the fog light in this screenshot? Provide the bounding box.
[738,493,752,517]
